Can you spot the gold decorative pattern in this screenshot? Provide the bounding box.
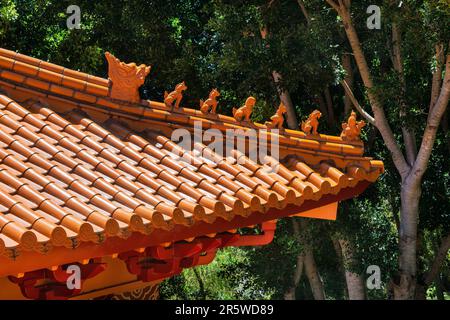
[110,284,159,300]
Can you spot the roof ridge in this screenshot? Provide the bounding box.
[0,78,367,159]
[0,48,366,155]
[0,48,108,87]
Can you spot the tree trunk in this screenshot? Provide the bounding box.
[272,71,298,129]
[317,94,329,121]
[335,2,411,177]
[425,233,450,286]
[394,181,421,299]
[193,268,206,300]
[260,26,298,130]
[303,247,326,300]
[331,236,349,298]
[284,252,305,299]
[284,219,305,300]
[299,219,326,300]
[324,87,335,128]
[338,239,366,300]
[416,232,450,299]
[288,218,326,300]
[327,0,450,300]
[435,276,445,300]
[331,237,345,276]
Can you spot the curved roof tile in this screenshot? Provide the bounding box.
[0,48,383,267]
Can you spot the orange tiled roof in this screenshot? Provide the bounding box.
[0,48,383,267]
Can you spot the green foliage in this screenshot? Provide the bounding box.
[160,247,275,300]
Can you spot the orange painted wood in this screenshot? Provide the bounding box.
[292,201,338,220]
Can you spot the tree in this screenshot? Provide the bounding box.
[325,0,450,299]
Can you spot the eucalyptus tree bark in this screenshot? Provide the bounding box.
[338,239,366,300]
[326,0,450,299]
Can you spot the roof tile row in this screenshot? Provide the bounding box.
[0,48,384,261]
[0,48,366,158]
[0,48,108,86]
[0,92,382,258]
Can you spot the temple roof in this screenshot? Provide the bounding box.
[0,48,383,275]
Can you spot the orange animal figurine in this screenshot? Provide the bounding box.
[301,110,321,135]
[265,102,287,129]
[105,52,151,103]
[340,110,366,141]
[232,96,256,121]
[200,88,220,114]
[164,81,187,108]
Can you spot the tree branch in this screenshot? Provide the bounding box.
[342,53,354,114]
[392,22,417,166]
[260,22,299,130]
[325,0,340,13]
[328,1,410,178]
[296,0,311,25]
[424,233,450,286]
[430,44,445,109]
[341,80,375,125]
[411,54,450,181]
